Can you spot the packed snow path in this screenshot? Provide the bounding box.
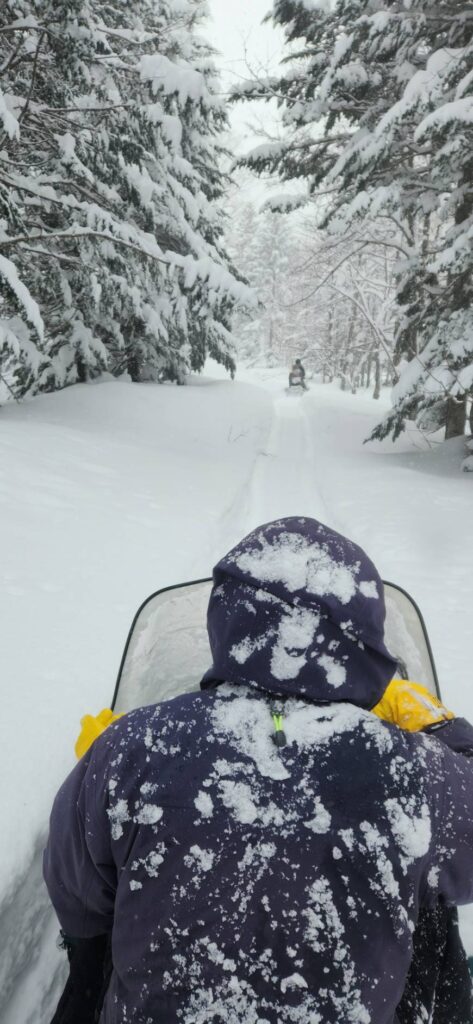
[240,395,330,527]
[0,367,472,1022]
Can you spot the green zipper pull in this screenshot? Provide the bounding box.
[272,711,287,748]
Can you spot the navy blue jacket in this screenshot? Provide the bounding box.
[44,520,473,1023]
[44,687,473,1024]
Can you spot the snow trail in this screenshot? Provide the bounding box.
[241,395,330,529]
[1,367,472,1022]
[214,392,332,558]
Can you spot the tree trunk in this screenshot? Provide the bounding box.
[340,359,347,391]
[75,353,88,383]
[127,350,141,382]
[341,317,355,391]
[326,308,334,384]
[372,350,381,400]
[445,395,466,439]
[267,317,273,360]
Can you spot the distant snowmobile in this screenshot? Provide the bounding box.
[287,358,308,394]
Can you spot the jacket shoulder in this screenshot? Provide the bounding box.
[95,689,215,754]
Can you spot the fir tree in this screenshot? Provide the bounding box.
[226,197,303,367]
[235,0,473,442]
[0,0,251,397]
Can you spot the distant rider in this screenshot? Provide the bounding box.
[289,358,306,388]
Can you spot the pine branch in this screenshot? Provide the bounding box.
[20,245,81,265]
[0,227,170,266]
[0,369,20,403]
[325,281,397,375]
[17,29,46,126]
[0,33,26,74]
[39,102,134,114]
[0,22,49,35]
[281,243,370,308]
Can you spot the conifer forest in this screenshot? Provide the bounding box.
[1,0,472,445]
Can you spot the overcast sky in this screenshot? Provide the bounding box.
[206,0,283,88]
[204,0,285,199]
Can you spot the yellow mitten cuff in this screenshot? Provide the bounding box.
[75,708,123,760]
[372,678,454,732]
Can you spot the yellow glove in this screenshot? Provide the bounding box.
[75,708,123,760]
[372,678,454,733]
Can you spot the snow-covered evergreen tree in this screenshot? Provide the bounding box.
[235,0,473,441]
[0,0,251,397]
[244,211,292,364]
[283,220,397,394]
[226,197,307,367]
[226,186,397,390]
[370,38,473,440]
[225,199,263,361]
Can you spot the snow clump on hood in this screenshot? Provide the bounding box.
[202,517,397,708]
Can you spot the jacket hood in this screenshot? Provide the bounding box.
[202,517,397,708]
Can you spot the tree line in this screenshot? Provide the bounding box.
[234,0,473,443]
[0,0,251,399]
[227,193,397,399]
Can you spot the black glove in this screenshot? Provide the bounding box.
[397,904,473,1024]
[51,932,111,1024]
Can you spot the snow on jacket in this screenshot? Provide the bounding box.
[44,690,473,1024]
[43,518,473,1024]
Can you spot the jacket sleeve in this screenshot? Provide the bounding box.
[43,739,116,938]
[424,717,473,757]
[429,741,473,907]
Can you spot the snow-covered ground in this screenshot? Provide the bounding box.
[1,364,472,1020]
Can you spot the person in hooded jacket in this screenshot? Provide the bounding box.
[288,359,307,388]
[44,517,473,1024]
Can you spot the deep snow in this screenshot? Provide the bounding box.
[0,363,472,1020]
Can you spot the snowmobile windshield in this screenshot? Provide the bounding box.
[112,581,440,714]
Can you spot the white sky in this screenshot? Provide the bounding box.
[206,0,284,86]
[204,0,286,199]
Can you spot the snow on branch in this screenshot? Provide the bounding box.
[0,255,44,340]
[243,141,287,163]
[167,253,256,306]
[0,318,42,373]
[139,54,207,104]
[0,88,19,139]
[416,97,473,137]
[1,0,246,394]
[261,193,310,214]
[229,76,280,101]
